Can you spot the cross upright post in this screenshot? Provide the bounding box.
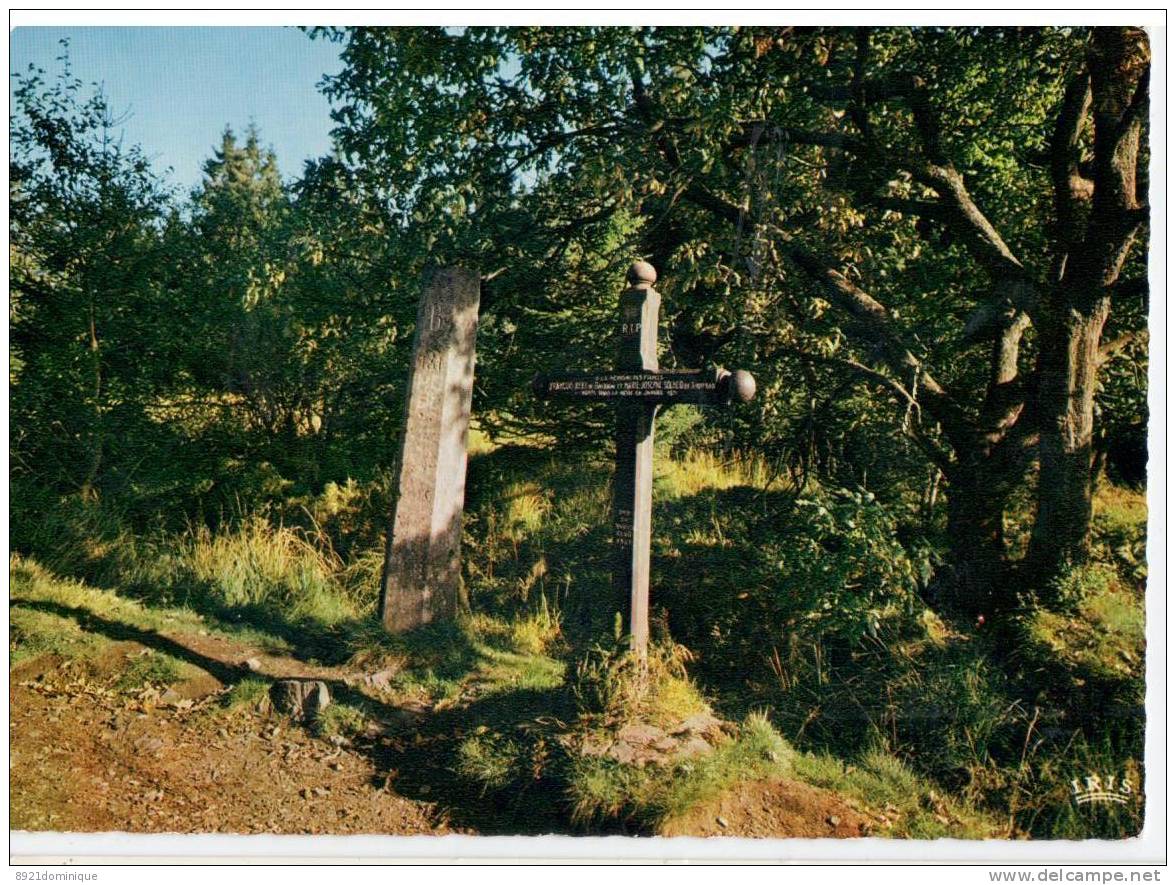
[533,261,756,659]
[613,260,661,656]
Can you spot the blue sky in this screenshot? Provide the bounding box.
[10,27,346,194]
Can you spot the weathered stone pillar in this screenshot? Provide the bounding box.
[380,266,480,633]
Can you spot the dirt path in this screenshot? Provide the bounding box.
[10,641,457,836]
[11,614,882,839]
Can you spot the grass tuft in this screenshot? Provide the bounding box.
[223,677,271,711]
[791,744,1000,838]
[571,641,708,728]
[456,731,527,795]
[114,650,189,691]
[314,703,369,740]
[566,712,794,828]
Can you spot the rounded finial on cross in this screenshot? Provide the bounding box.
[730,369,757,403]
[628,260,657,288]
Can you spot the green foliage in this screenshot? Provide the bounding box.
[223,677,271,711]
[11,50,176,500]
[314,703,370,740]
[114,650,189,692]
[657,481,926,701]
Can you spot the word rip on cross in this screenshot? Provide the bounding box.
[532,261,755,658]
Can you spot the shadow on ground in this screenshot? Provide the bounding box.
[9,595,580,835]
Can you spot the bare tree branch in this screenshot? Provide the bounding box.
[1098,328,1148,364]
[794,350,956,475]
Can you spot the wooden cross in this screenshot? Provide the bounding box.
[533,261,756,657]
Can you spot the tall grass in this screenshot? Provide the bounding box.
[178,517,367,623]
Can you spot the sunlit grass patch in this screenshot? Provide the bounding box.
[501,480,552,539]
[1083,586,1144,638]
[1091,482,1148,584]
[655,449,775,499]
[1093,482,1147,528]
[114,649,191,692]
[180,517,360,624]
[10,553,293,656]
[10,605,104,663]
[222,676,271,711]
[571,641,709,728]
[341,607,566,706]
[463,592,563,658]
[1025,587,1144,681]
[566,713,793,828]
[466,423,497,457]
[791,745,1001,839]
[11,554,203,637]
[470,643,566,695]
[314,703,369,740]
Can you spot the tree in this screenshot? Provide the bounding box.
[187,126,294,438]
[10,51,173,499]
[317,25,1150,613]
[176,128,418,498]
[1028,28,1150,580]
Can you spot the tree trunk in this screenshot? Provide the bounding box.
[940,444,1028,615]
[82,301,104,500]
[1028,300,1110,578]
[944,478,1007,615]
[1028,27,1149,584]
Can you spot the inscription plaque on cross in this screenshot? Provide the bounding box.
[533,261,756,657]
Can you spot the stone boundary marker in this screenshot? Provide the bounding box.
[380,266,480,633]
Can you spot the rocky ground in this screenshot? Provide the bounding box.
[10,640,452,836]
[660,779,872,838]
[11,620,883,839]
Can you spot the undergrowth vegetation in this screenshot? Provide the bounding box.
[565,713,795,829]
[9,25,1150,842]
[10,434,1147,838]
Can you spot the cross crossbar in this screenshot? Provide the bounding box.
[534,367,755,407]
